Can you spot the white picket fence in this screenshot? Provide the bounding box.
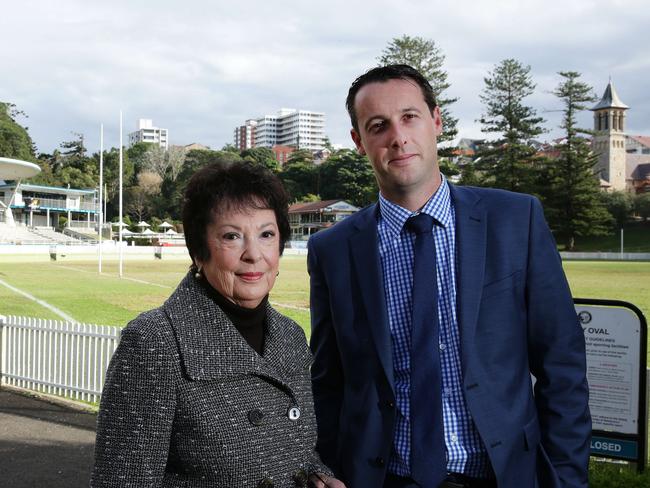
[0,315,121,403]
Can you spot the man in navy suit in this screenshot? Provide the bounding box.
[308,65,590,488]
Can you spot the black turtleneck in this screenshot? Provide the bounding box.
[200,278,267,355]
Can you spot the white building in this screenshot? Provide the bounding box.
[234,109,327,151]
[0,182,97,228]
[128,119,169,149]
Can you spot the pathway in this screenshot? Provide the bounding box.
[0,388,97,488]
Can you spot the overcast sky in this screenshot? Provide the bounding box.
[2,0,649,155]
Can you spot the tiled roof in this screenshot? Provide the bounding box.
[289,199,342,213]
[629,135,650,148]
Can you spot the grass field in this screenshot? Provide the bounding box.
[0,255,312,328]
[1,255,649,339]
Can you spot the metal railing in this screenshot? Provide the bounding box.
[1,197,96,212]
[0,315,121,403]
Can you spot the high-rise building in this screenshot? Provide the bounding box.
[233,119,257,151]
[129,119,169,149]
[233,109,326,152]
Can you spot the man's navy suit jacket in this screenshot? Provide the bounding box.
[307,184,591,488]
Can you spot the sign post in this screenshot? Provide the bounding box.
[575,299,647,471]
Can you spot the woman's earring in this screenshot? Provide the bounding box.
[195,266,202,279]
[276,271,279,277]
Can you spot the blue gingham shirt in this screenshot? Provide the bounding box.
[377,177,491,478]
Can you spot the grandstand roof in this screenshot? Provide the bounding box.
[0,157,41,179]
[0,182,95,195]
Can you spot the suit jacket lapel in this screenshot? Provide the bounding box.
[450,185,487,375]
[349,204,394,389]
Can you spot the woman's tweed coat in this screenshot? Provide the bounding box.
[91,272,332,487]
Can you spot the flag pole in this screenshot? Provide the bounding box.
[119,111,124,278]
[99,123,104,273]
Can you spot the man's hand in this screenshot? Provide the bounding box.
[309,473,347,488]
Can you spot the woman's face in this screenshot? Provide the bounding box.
[199,206,280,308]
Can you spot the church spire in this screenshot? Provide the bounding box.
[590,79,628,191]
[591,80,628,111]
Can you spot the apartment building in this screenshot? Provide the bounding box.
[234,119,257,151]
[128,119,169,149]
[233,109,326,152]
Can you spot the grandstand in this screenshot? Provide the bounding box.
[0,222,87,245]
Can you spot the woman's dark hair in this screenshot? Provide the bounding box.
[346,64,438,132]
[182,160,290,265]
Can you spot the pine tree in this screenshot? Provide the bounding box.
[475,59,545,193]
[378,35,458,154]
[539,72,612,250]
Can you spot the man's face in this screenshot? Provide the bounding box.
[350,78,442,206]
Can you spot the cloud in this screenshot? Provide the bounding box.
[2,0,649,154]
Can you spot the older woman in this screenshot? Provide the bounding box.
[91,161,343,488]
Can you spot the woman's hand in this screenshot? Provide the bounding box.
[309,473,347,488]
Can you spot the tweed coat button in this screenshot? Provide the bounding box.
[292,469,308,487]
[287,406,301,421]
[257,477,274,488]
[248,409,265,426]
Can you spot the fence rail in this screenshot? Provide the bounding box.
[0,315,121,403]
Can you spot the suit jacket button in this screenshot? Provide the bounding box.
[375,456,385,466]
[257,477,274,488]
[248,409,264,426]
[287,406,301,421]
[292,469,308,487]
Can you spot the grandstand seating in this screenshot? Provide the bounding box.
[0,223,86,245]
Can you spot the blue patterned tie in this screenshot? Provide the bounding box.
[405,213,446,488]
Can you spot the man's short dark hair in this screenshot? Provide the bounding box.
[182,160,291,265]
[346,64,438,132]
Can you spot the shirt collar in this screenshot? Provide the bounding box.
[378,175,453,237]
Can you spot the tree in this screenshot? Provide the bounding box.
[438,157,460,179]
[161,149,242,219]
[279,160,319,201]
[378,35,458,152]
[299,193,321,203]
[286,149,314,166]
[127,142,154,174]
[458,162,482,187]
[96,147,135,221]
[634,193,650,221]
[475,59,546,193]
[318,149,377,207]
[167,146,187,182]
[538,72,612,250]
[142,145,170,180]
[126,171,162,222]
[0,102,36,162]
[55,132,101,188]
[221,143,240,154]
[600,191,633,228]
[242,147,280,172]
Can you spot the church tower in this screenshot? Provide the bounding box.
[590,81,628,191]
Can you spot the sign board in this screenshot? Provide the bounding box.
[575,299,647,469]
